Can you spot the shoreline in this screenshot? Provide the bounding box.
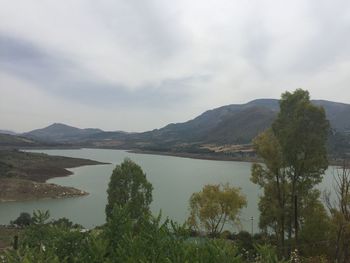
[128,149,259,163]
[0,149,108,202]
[0,176,89,203]
[28,146,342,166]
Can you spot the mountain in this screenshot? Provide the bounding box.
[23,123,104,142]
[313,100,350,132]
[19,99,350,154]
[129,99,279,146]
[0,130,17,135]
[138,99,350,146]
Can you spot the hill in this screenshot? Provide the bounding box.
[0,130,17,135]
[120,99,350,150]
[23,123,104,142]
[0,134,44,149]
[18,99,350,156]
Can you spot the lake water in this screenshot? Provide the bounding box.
[0,148,336,232]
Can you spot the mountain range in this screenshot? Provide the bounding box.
[2,99,350,155]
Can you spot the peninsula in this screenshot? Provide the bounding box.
[0,149,107,202]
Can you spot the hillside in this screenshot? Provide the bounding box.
[23,123,104,142]
[19,99,350,156]
[0,134,45,149]
[136,99,350,146]
[0,130,17,135]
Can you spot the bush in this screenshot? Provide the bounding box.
[10,212,32,227]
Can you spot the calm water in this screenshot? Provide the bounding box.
[0,149,335,231]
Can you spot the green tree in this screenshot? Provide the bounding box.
[11,212,32,227]
[251,89,330,255]
[272,89,329,245]
[251,129,290,252]
[187,184,247,237]
[51,217,82,229]
[105,158,153,221]
[298,190,332,258]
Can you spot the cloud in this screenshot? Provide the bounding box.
[0,0,350,131]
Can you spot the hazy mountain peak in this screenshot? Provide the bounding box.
[23,123,104,142]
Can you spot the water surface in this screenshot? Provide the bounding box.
[0,148,335,231]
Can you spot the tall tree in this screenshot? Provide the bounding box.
[251,89,330,254]
[187,183,247,237]
[272,89,329,245]
[105,158,153,221]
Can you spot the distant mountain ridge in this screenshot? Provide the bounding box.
[19,99,350,151]
[23,123,104,142]
[0,130,17,135]
[128,99,350,147]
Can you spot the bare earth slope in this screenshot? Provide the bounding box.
[0,150,107,201]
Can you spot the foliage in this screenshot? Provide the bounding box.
[51,217,82,229]
[188,184,247,237]
[2,207,247,263]
[251,89,330,257]
[298,190,332,258]
[324,161,350,262]
[32,210,50,225]
[251,129,290,251]
[254,244,288,263]
[10,213,32,227]
[272,89,329,240]
[105,158,153,221]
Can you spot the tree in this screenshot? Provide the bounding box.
[251,89,330,255]
[187,184,247,237]
[298,190,331,258]
[272,89,329,245]
[251,129,290,252]
[11,212,32,227]
[324,160,350,262]
[105,158,153,221]
[51,217,82,229]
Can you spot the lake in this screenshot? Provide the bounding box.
[0,148,336,232]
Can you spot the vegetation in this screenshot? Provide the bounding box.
[251,89,331,258]
[1,159,282,262]
[2,208,246,262]
[188,184,247,237]
[105,158,153,221]
[324,161,350,262]
[0,134,41,149]
[2,90,350,261]
[10,213,32,227]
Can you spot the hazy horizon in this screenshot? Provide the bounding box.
[1,1,350,132]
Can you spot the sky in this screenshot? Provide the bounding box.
[1,0,350,132]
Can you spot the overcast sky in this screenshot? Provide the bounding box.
[1,0,350,132]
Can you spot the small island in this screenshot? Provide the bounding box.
[0,149,107,202]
